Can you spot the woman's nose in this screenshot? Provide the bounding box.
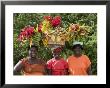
[31,51,35,53]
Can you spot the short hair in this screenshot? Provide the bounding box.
[72,44,83,50]
[28,45,38,51]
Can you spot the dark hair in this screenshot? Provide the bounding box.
[28,45,38,51]
[72,44,83,50]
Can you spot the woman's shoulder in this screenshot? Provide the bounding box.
[47,58,54,64]
[81,55,91,62]
[82,55,89,59]
[67,55,74,60]
[60,58,68,64]
[60,58,67,61]
[20,57,29,63]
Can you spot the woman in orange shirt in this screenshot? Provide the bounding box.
[14,45,47,75]
[67,42,92,75]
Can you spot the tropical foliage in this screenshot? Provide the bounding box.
[13,13,97,75]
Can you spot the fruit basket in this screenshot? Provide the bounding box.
[17,15,89,48]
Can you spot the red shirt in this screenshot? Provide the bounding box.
[47,58,68,75]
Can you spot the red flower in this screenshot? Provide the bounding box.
[17,35,23,41]
[26,26,34,37]
[44,16,52,21]
[51,16,61,27]
[17,26,34,41]
[18,31,26,41]
[38,23,42,32]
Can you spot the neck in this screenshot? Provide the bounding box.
[74,54,82,58]
[54,57,60,60]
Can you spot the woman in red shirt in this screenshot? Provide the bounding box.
[46,46,68,75]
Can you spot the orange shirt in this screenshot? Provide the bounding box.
[21,58,45,75]
[67,55,91,75]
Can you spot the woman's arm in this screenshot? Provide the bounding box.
[46,60,52,75]
[87,65,92,75]
[65,68,69,75]
[13,61,23,75]
[85,55,92,75]
[43,65,48,75]
[47,69,52,75]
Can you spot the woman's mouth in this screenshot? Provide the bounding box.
[31,53,36,57]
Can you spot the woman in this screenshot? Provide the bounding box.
[14,45,47,75]
[67,42,92,75]
[47,46,68,75]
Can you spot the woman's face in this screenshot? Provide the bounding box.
[52,51,60,59]
[73,46,82,56]
[29,47,37,58]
